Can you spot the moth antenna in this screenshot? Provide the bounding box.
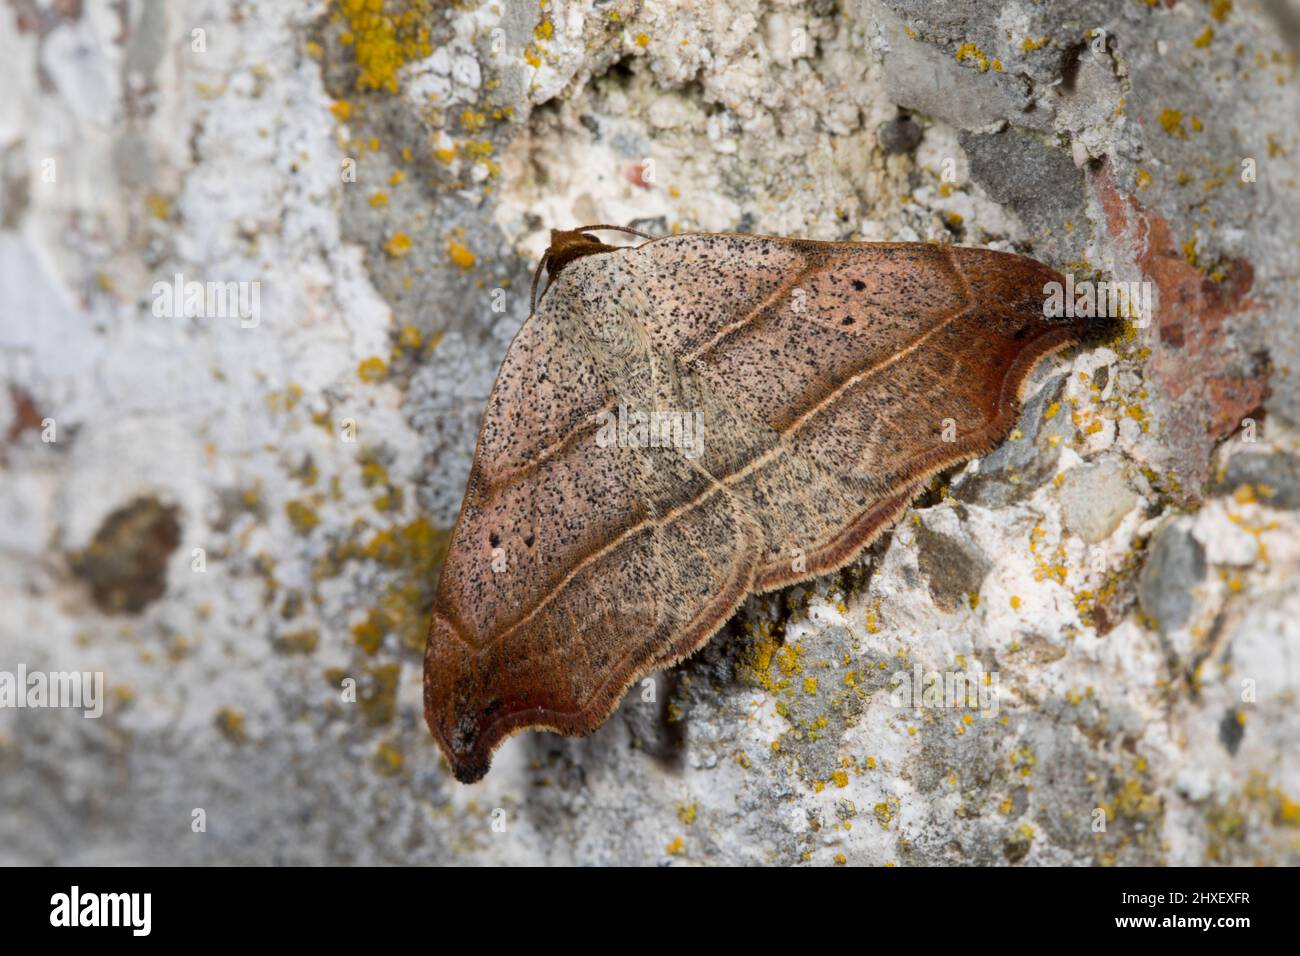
[572,223,656,241]
[529,251,549,316]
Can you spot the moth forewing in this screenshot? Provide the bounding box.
[424,228,1093,783]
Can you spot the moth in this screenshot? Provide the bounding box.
[425,225,1096,783]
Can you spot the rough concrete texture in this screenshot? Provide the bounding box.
[1,0,1298,865]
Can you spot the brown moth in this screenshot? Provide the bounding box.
[424,226,1094,783]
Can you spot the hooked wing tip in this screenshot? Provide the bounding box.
[423,609,523,785]
[448,753,490,784]
[423,613,487,782]
[425,689,496,783]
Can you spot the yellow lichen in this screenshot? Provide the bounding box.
[384,231,412,257]
[337,0,433,94]
[1159,109,1186,138]
[955,42,990,72]
[357,356,388,383]
[357,663,401,725]
[397,324,422,349]
[351,608,389,654]
[285,499,320,535]
[215,707,248,744]
[275,628,320,654]
[374,739,404,775]
[460,110,487,134]
[447,240,476,270]
[146,193,170,221]
[1279,793,1300,827]
[321,517,450,655]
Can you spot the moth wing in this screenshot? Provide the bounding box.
[425,250,769,783]
[628,235,1084,588]
[425,234,1086,782]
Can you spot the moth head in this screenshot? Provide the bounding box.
[530,225,656,314]
[544,229,619,279]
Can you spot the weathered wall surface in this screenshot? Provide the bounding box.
[1,0,1297,865]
